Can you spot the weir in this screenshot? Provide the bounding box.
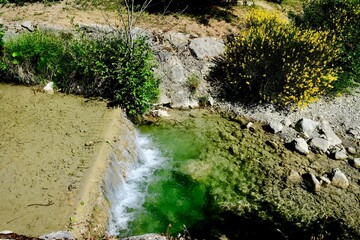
[104,132,166,236]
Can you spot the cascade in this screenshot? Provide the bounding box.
[104,131,166,236]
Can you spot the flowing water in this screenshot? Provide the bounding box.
[105,110,360,239]
[105,112,216,237]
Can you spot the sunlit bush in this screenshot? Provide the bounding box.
[214,9,341,108]
[2,30,159,117]
[291,0,360,91]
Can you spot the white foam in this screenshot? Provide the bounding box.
[105,131,167,236]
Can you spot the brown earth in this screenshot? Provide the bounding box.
[0,0,283,39]
[0,83,122,237]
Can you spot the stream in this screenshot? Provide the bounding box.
[104,110,360,239]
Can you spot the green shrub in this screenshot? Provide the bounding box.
[3,31,68,85]
[212,9,341,108]
[2,30,159,116]
[0,23,7,74]
[291,0,360,91]
[69,34,159,116]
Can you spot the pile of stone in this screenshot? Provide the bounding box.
[268,117,359,193]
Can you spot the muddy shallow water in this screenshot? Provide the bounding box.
[0,83,114,236]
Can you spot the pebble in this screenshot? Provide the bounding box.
[293,137,309,155]
[331,168,349,189]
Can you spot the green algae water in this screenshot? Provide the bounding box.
[125,119,211,236]
[107,110,360,239]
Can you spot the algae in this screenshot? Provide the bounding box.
[139,109,360,239]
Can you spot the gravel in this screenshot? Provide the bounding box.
[216,88,360,144]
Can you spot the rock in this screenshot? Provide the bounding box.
[334,148,348,160]
[352,158,360,169]
[189,37,225,60]
[0,230,13,234]
[39,231,76,240]
[84,141,94,147]
[268,121,283,134]
[3,30,18,41]
[295,118,319,138]
[281,118,292,127]
[246,122,253,129]
[122,234,167,240]
[347,128,359,138]
[320,120,342,146]
[293,137,309,155]
[303,172,321,192]
[163,32,189,49]
[43,82,54,94]
[331,168,349,189]
[21,21,34,32]
[287,169,301,183]
[347,147,357,154]
[319,176,331,187]
[151,109,169,117]
[309,137,330,153]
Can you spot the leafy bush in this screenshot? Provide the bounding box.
[291,0,360,91]
[212,9,341,108]
[3,31,67,84]
[2,30,159,117]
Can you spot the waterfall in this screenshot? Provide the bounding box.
[104,130,167,236]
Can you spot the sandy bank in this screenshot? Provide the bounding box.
[0,83,126,237]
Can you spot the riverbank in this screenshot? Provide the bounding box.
[0,83,126,237]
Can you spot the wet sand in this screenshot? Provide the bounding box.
[0,83,117,237]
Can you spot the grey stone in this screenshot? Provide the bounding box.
[295,118,319,138]
[309,137,330,152]
[331,168,349,189]
[189,37,225,60]
[246,122,253,129]
[122,234,167,240]
[0,230,13,234]
[268,121,283,134]
[347,128,359,137]
[352,158,360,169]
[293,137,309,155]
[39,231,76,240]
[287,169,301,183]
[334,148,348,160]
[347,147,357,154]
[21,21,34,32]
[164,32,189,49]
[151,109,169,117]
[303,172,321,192]
[320,120,342,146]
[319,176,331,187]
[3,30,18,41]
[43,82,54,95]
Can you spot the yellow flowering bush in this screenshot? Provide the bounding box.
[292,0,360,91]
[216,9,341,108]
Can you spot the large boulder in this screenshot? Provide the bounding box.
[295,118,319,138]
[189,37,225,60]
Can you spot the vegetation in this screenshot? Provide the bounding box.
[0,0,60,4]
[291,0,360,92]
[2,30,159,117]
[212,9,341,108]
